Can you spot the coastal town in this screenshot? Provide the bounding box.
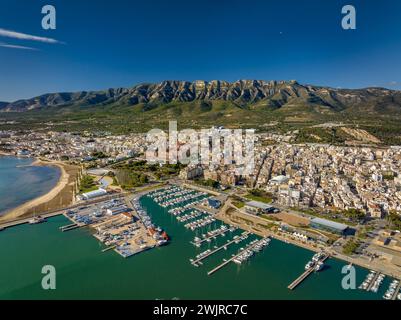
[1,127,401,299]
[1,129,401,218]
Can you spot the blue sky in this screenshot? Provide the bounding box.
[1,0,401,101]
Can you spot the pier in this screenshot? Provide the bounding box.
[391,281,401,300]
[287,254,329,290]
[190,227,232,246]
[207,239,265,276]
[102,245,117,252]
[366,272,381,291]
[191,232,250,265]
[59,223,79,232]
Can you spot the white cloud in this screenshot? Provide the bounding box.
[0,42,39,51]
[0,28,63,44]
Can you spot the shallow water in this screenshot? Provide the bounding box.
[0,156,60,215]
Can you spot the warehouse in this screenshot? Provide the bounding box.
[244,201,277,215]
[310,217,349,235]
[81,188,108,200]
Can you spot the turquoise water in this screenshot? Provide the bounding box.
[0,191,392,300]
[0,156,60,215]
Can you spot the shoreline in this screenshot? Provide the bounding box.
[0,158,74,222]
[0,151,13,157]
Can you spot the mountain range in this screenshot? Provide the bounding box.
[1,80,401,113]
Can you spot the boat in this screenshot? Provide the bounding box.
[314,261,324,272]
[305,261,314,270]
[383,279,399,300]
[29,216,45,225]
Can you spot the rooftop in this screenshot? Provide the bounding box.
[311,217,349,231]
[245,201,273,210]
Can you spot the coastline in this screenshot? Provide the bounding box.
[0,151,13,157]
[0,158,78,222]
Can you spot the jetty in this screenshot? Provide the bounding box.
[102,245,117,252]
[366,272,381,291]
[207,238,265,276]
[59,223,80,232]
[191,232,249,265]
[392,281,401,300]
[288,254,329,290]
[191,227,232,246]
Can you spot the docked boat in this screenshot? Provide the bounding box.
[383,279,399,300]
[314,261,324,272]
[370,274,385,293]
[305,261,314,270]
[29,216,45,225]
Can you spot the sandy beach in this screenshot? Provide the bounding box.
[0,151,13,156]
[0,159,80,222]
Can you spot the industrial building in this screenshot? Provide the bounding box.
[244,201,276,215]
[310,217,349,235]
[106,205,130,216]
[208,198,222,209]
[80,188,108,200]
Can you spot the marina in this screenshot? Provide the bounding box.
[370,273,385,293]
[287,252,329,290]
[190,232,250,266]
[0,184,399,299]
[207,237,271,276]
[0,201,394,299]
[359,270,384,292]
[383,279,401,300]
[60,196,169,258]
[191,225,236,247]
[148,186,275,277]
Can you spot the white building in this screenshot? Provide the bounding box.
[80,188,107,200]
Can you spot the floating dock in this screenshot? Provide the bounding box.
[101,245,117,252]
[207,238,265,276]
[59,223,79,232]
[287,254,329,290]
[191,227,232,246]
[191,232,250,265]
[366,272,381,291]
[391,281,401,300]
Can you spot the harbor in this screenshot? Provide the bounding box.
[60,195,169,258]
[288,252,329,290]
[190,225,236,247]
[0,198,396,299]
[190,232,251,266]
[207,237,271,276]
[0,184,399,299]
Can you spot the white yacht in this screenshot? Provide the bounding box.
[314,261,324,272]
[305,261,314,270]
